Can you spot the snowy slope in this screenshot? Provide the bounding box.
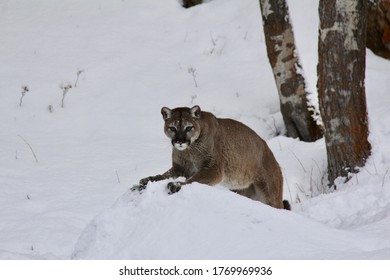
[72,182,390,259]
[1,0,390,259]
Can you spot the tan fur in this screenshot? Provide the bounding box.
[139,105,288,209]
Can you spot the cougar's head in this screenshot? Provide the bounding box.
[161,105,201,151]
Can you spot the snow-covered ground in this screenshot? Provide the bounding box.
[1,0,390,259]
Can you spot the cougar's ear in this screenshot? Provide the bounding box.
[161,107,172,121]
[190,105,201,119]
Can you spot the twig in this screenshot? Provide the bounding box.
[382,170,389,188]
[372,160,378,175]
[60,83,72,108]
[187,67,198,88]
[74,70,84,87]
[288,148,307,172]
[116,170,121,184]
[19,86,29,107]
[210,32,216,46]
[295,193,304,211]
[18,135,38,163]
[209,32,216,54]
[218,43,225,56]
[309,167,314,197]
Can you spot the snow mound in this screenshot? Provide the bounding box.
[71,182,388,259]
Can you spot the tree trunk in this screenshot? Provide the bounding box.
[318,0,371,186]
[182,0,202,9]
[367,0,390,59]
[259,0,322,142]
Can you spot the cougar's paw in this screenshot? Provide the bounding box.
[139,176,152,186]
[167,182,182,194]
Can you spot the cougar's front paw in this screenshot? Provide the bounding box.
[132,176,152,192]
[167,182,182,194]
[139,176,152,186]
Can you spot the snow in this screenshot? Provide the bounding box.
[1,0,390,260]
[259,0,274,20]
[72,182,390,259]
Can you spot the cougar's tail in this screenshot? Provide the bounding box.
[283,200,291,211]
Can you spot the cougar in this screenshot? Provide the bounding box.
[137,105,290,210]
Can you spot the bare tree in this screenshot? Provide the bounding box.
[259,0,322,142]
[318,0,371,186]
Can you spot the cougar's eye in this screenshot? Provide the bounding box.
[169,127,177,133]
[185,126,193,132]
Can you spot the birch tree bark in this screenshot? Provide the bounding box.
[259,0,322,142]
[318,0,371,186]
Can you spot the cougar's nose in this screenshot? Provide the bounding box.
[174,135,186,144]
[172,139,184,146]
